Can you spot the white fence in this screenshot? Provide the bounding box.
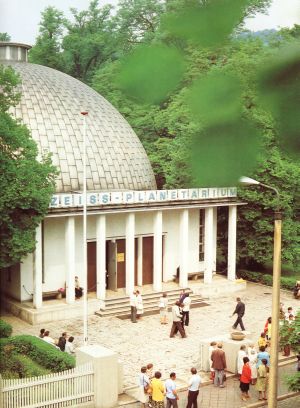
[0,363,94,408]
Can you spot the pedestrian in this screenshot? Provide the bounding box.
[237,345,247,377]
[208,341,217,381]
[182,293,191,327]
[266,317,272,342]
[65,336,75,354]
[170,301,187,338]
[179,289,187,304]
[165,372,179,408]
[211,342,227,388]
[256,358,269,401]
[159,292,169,324]
[248,346,258,385]
[130,290,137,323]
[39,328,45,338]
[57,332,67,351]
[240,356,252,401]
[256,346,270,368]
[147,363,154,407]
[138,366,150,408]
[258,332,267,349]
[136,290,144,319]
[231,297,246,331]
[150,371,165,408]
[75,276,83,299]
[186,367,201,408]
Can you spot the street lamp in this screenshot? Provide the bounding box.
[239,176,281,408]
[81,111,88,346]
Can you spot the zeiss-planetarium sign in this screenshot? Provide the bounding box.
[50,187,237,208]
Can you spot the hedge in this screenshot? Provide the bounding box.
[237,270,295,290]
[0,319,12,338]
[6,335,75,372]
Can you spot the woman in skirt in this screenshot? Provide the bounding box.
[240,357,252,401]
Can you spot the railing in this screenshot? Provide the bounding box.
[0,363,94,408]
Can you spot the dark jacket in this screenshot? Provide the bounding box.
[57,336,66,351]
[211,348,227,370]
[233,301,245,317]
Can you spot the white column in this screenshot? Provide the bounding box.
[179,209,189,288]
[96,215,106,300]
[204,207,214,284]
[33,223,43,309]
[212,207,217,272]
[227,205,237,281]
[126,213,135,295]
[153,211,163,291]
[65,217,75,304]
[137,236,143,286]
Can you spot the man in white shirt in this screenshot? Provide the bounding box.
[186,368,201,408]
[130,291,137,323]
[65,336,75,354]
[170,301,186,338]
[165,372,179,408]
[182,293,191,326]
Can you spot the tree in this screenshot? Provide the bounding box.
[0,65,57,268]
[0,33,11,41]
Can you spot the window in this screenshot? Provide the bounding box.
[199,209,205,261]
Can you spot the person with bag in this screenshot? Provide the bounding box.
[138,366,150,408]
[159,293,168,324]
[165,372,179,408]
[151,371,165,408]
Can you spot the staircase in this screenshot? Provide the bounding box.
[95,288,209,319]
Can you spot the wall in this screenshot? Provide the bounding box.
[1,263,21,300]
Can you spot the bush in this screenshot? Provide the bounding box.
[6,335,75,372]
[285,372,300,392]
[237,270,295,290]
[0,319,12,338]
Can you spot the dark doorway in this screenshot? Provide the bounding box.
[87,242,96,292]
[142,236,153,285]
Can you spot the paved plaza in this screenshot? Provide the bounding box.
[1,282,299,406]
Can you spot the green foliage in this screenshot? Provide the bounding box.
[0,33,11,41]
[0,65,21,112]
[0,65,57,267]
[237,269,296,290]
[285,372,300,392]
[0,319,12,338]
[6,335,75,372]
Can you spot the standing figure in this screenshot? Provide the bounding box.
[179,289,187,304]
[130,291,137,323]
[138,366,150,408]
[256,346,270,368]
[136,290,144,319]
[258,332,267,350]
[248,346,258,385]
[159,293,169,324]
[240,357,252,401]
[186,367,201,408]
[146,363,154,407]
[165,372,179,408]
[211,343,227,388]
[182,293,191,327]
[231,297,246,331]
[75,276,83,299]
[170,302,186,338]
[208,341,217,381]
[293,281,300,298]
[237,345,247,377]
[256,358,269,401]
[151,371,165,408]
[266,317,272,342]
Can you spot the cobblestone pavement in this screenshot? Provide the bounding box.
[1,282,299,392]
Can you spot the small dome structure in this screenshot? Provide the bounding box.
[0,42,157,193]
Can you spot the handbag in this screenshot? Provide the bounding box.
[223,373,227,382]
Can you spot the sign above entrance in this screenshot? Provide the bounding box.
[50,187,237,209]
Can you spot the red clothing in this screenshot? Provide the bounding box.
[240,364,251,383]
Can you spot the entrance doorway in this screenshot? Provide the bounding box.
[142,236,153,285]
[87,241,96,292]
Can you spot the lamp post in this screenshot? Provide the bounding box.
[81,111,89,346]
[239,177,281,408]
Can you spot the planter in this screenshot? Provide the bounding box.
[231,331,246,341]
[282,344,291,356]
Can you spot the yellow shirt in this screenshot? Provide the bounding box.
[258,337,267,348]
[151,378,165,402]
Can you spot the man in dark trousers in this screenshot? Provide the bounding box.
[170,301,187,338]
[232,297,246,330]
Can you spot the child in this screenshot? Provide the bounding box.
[258,332,267,349]
[240,356,251,401]
[256,358,269,401]
[146,363,154,407]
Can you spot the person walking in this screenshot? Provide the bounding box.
[240,356,252,401]
[130,291,137,323]
[211,343,227,388]
[138,366,150,408]
[150,371,165,408]
[231,297,246,331]
[159,293,169,324]
[182,293,191,327]
[170,301,187,338]
[186,367,201,408]
[165,372,179,408]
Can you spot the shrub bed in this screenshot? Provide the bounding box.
[237,270,295,290]
[0,319,12,338]
[5,335,75,372]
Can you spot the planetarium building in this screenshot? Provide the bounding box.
[1,43,244,324]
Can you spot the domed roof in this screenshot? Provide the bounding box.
[1,43,157,193]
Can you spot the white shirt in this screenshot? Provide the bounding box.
[172,305,182,322]
[130,294,137,307]
[188,374,201,391]
[43,335,55,345]
[182,296,191,311]
[65,341,75,354]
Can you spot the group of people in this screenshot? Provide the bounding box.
[38,329,75,354]
[139,364,201,408]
